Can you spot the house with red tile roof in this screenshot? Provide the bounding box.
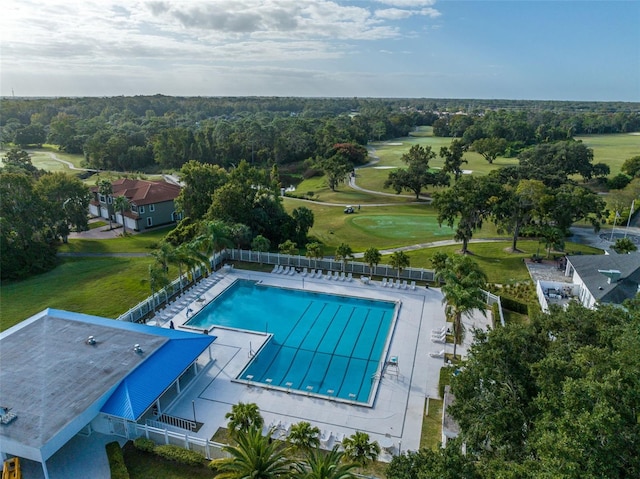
[90,179,181,231]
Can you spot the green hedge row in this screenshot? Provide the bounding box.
[106,441,130,479]
[499,296,529,315]
[133,437,206,467]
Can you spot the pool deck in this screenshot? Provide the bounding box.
[161,268,450,457]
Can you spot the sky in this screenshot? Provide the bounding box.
[1,0,639,101]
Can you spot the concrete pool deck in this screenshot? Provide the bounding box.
[161,268,449,457]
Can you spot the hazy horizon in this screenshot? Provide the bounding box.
[2,1,639,102]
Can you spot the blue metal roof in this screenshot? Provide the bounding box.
[100,334,214,420]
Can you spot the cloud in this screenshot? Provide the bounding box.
[375,7,440,20]
[374,0,437,7]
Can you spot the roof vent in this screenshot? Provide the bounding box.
[598,269,621,284]
[133,344,143,354]
[0,407,17,425]
[86,336,96,345]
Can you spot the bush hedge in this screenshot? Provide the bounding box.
[154,444,206,467]
[106,441,130,479]
[500,296,529,315]
[133,436,156,453]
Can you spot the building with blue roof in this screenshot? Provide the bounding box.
[0,308,216,479]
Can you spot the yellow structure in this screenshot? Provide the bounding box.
[2,457,21,479]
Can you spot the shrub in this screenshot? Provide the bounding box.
[491,302,500,327]
[106,441,130,479]
[500,296,529,315]
[154,444,206,467]
[133,436,156,453]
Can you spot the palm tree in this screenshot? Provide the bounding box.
[295,446,357,479]
[145,263,170,313]
[279,240,297,266]
[288,421,320,454]
[341,431,380,467]
[212,425,294,479]
[434,254,488,359]
[196,220,233,263]
[225,402,264,438]
[230,223,252,252]
[113,194,131,235]
[334,243,353,272]
[389,250,410,279]
[363,247,381,277]
[305,242,324,269]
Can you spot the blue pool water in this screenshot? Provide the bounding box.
[185,280,396,404]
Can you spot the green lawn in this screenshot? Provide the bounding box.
[381,240,603,284]
[0,257,158,330]
[122,442,212,479]
[59,226,173,253]
[421,397,444,450]
[575,133,640,175]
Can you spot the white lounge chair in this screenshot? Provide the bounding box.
[347,272,353,282]
[301,267,308,276]
[320,430,332,445]
[325,271,333,280]
[333,271,340,280]
[429,349,445,358]
[317,270,324,279]
[282,266,289,275]
[381,278,387,287]
[432,325,447,335]
[276,265,284,274]
[396,278,402,288]
[334,431,346,446]
[271,264,279,273]
[288,267,296,275]
[401,279,408,289]
[410,280,416,290]
[431,333,446,344]
[339,272,346,281]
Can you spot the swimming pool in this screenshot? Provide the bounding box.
[185,280,397,405]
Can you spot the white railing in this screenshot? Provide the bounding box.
[133,422,230,460]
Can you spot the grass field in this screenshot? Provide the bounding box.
[59,226,173,253]
[0,257,159,330]
[575,133,640,175]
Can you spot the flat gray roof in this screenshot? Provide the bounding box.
[0,314,166,450]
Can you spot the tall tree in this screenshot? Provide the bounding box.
[212,425,294,479]
[305,242,324,269]
[334,243,354,272]
[224,402,264,438]
[363,247,381,276]
[440,139,467,182]
[433,254,487,359]
[296,446,357,479]
[292,207,315,246]
[389,250,410,279]
[471,137,507,164]
[287,421,320,454]
[341,431,380,467]
[197,220,233,258]
[314,153,352,191]
[433,175,498,254]
[384,144,448,199]
[175,160,228,220]
[251,235,271,264]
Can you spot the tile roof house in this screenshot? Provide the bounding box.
[0,309,215,479]
[564,252,640,308]
[90,179,181,231]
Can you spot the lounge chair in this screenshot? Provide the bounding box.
[347,272,353,282]
[276,265,284,274]
[325,271,333,280]
[396,278,402,288]
[339,272,346,281]
[317,270,324,279]
[431,333,446,344]
[320,430,332,445]
[283,266,291,275]
[333,271,340,280]
[301,267,308,277]
[381,278,387,287]
[432,325,447,335]
[334,431,346,446]
[429,349,445,358]
[410,280,416,290]
[288,267,296,275]
[401,279,408,289]
[271,265,279,273]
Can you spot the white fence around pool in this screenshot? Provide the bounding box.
[118,249,504,327]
